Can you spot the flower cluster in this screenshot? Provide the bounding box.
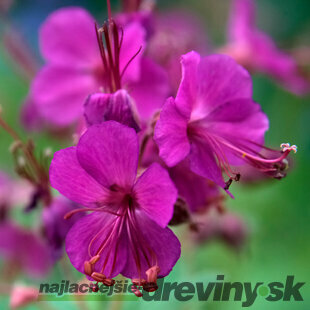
[0,0,305,301]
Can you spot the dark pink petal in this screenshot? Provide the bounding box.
[50,147,108,207]
[196,54,252,117]
[39,7,100,68]
[84,90,140,131]
[32,65,98,126]
[77,122,139,189]
[129,58,170,120]
[66,212,127,279]
[120,22,146,84]
[188,139,226,189]
[133,163,177,228]
[121,211,180,279]
[175,51,200,118]
[154,97,190,167]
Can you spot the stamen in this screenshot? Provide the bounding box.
[145,265,160,283]
[280,143,297,153]
[91,272,106,282]
[132,279,147,286]
[64,206,120,220]
[84,261,93,276]
[120,46,143,79]
[131,284,143,297]
[103,279,115,286]
[143,266,160,292]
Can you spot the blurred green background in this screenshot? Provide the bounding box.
[0,0,309,309]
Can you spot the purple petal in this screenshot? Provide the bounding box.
[120,22,146,84]
[175,51,200,118]
[133,163,177,228]
[154,97,190,167]
[169,160,220,212]
[66,212,127,279]
[84,90,140,131]
[195,54,252,118]
[129,58,170,120]
[121,211,181,279]
[32,65,98,126]
[188,139,226,189]
[39,7,100,68]
[50,147,108,207]
[77,121,138,189]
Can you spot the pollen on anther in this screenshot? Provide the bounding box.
[280,143,297,153]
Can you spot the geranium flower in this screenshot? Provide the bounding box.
[154,51,297,190]
[26,7,169,128]
[49,121,180,292]
[224,0,309,95]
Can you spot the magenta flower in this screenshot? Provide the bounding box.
[27,7,169,127]
[49,121,180,290]
[225,0,309,95]
[154,51,297,190]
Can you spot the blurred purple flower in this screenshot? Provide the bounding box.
[0,221,51,278]
[42,197,85,261]
[49,121,180,289]
[155,51,296,190]
[26,7,169,128]
[147,10,209,93]
[194,211,247,249]
[225,0,309,95]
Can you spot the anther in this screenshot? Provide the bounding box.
[89,255,100,265]
[84,261,93,276]
[143,282,158,292]
[131,284,143,297]
[280,143,297,153]
[91,272,106,282]
[132,278,147,287]
[103,278,115,286]
[224,178,233,190]
[146,266,160,284]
